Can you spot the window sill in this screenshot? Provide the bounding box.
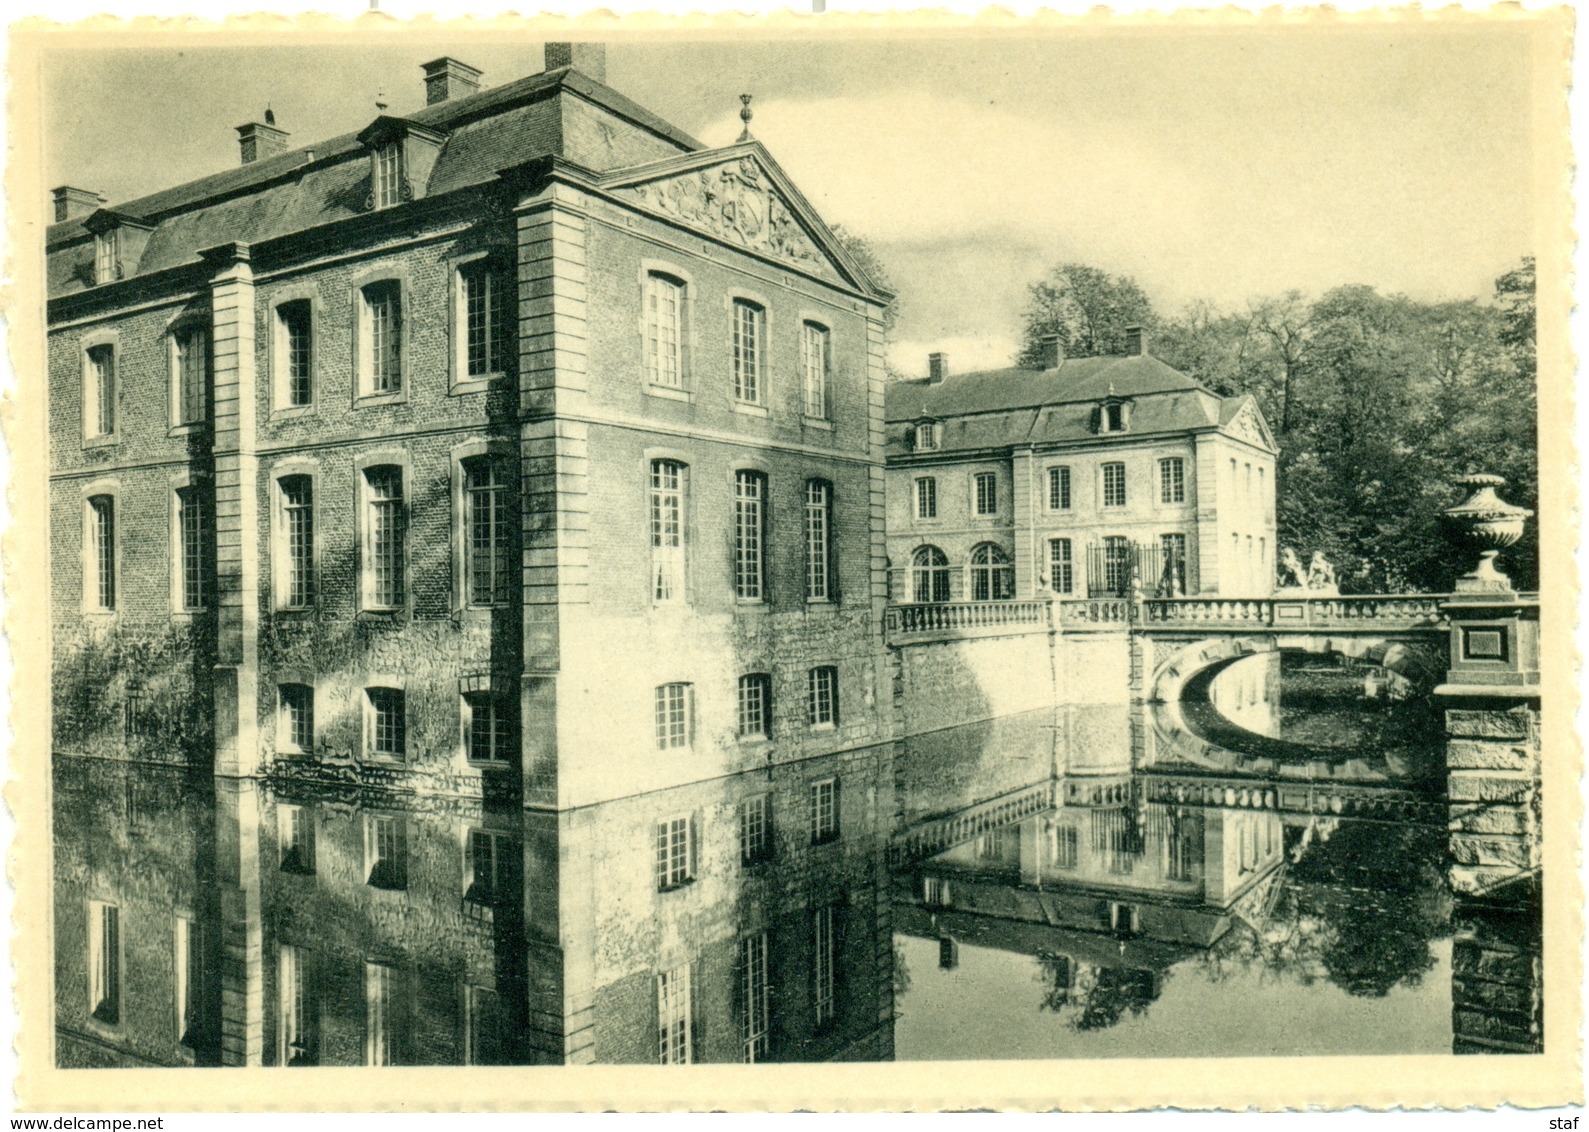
[801,416,833,431]
[362,753,408,767]
[272,606,319,620]
[466,759,514,772]
[810,722,837,734]
[804,598,837,611]
[645,384,692,403]
[657,879,696,894]
[811,833,841,847]
[271,404,316,421]
[354,391,407,408]
[458,602,511,617]
[733,402,770,419]
[168,421,209,438]
[82,434,119,450]
[357,608,406,623]
[735,600,769,613]
[450,373,504,396]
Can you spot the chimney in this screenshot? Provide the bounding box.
[928,352,948,385]
[236,119,290,165]
[544,42,607,83]
[1124,325,1145,356]
[51,185,105,223]
[422,57,482,105]
[1035,334,1064,370]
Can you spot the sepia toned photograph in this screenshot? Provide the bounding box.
[9,13,1578,1110]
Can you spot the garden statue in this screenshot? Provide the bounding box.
[1277,547,1307,593]
[1306,551,1339,595]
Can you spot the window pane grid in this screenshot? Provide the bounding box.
[1160,458,1185,504]
[733,472,764,601]
[89,496,116,611]
[813,905,836,1025]
[970,544,1014,602]
[90,346,116,436]
[1103,463,1127,507]
[1049,538,1073,595]
[808,668,837,728]
[646,275,683,388]
[656,817,691,890]
[280,684,314,752]
[915,477,937,520]
[911,546,949,604]
[655,684,690,749]
[804,480,831,601]
[463,264,504,377]
[368,688,405,759]
[739,795,770,863]
[1049,466,1071,510]
[281,477,314,608]
[466,462,509,606]
[376,144,403,208]
[179,488,205,610]
[650,461,684,602]
[365,468,404,608]
[178,328,208,424]
[810,779,838,842]
[365,285,402,394]
[802,324,828,416]
[732,301,763,403]
[95,232,117,284]
[281,303,312,406]
[739,933,770,1062]
[466,693,513,764]
[365,962,395,1065]
[975,472,997,515]
[657,966,693,1065]
[737,674,769,739]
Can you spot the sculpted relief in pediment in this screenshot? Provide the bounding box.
[619,158,829,273]
[1228,402,1268,447]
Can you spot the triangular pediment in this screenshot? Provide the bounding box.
[602,144,884,297]
[1225,397,1278,452]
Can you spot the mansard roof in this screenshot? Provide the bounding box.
[885,351,1276,456]
[47,65,702,298]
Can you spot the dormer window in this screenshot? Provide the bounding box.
[910,421,940,452]
[374,143,404,209]
[1099,398,1131,434]
[94,230,119,285]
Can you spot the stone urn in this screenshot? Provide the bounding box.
[1443,473,1533,592]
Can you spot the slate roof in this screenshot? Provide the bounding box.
[884,352,1275,456]
[47,65,701,298]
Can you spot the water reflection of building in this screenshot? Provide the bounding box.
[55,743,893,1067]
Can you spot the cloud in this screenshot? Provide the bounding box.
[888,334,1022,378]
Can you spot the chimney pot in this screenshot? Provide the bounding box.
[1124,325,1145,356]
[236,120,290,165]
[51,185,105,223]
[422,56,483,105]
[1036,334,1064,370]
[928,352,948,384]
[544,42,607,84]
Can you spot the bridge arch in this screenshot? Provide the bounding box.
[1144,633,1445,703]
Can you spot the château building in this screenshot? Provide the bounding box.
[48,43,896,1065]
[884,329,1279,604]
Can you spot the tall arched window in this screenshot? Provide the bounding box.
[970,543,1014,602]
[910,546,950,604]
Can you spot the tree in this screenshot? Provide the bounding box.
[831,223,899,337]
[1017,263,1158,364]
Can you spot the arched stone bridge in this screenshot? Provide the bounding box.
[1109,595,1454,703]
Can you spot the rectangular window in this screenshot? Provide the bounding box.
[465,691,514,765]
[807,666,838,730]
[278,684,315,755]
[912,422,939,451]
[732,299,765,404]
[650,460,685,603]
[804,480,832,602]
[365,688,406,760]
[465,985,502,1066]
[365,814,408,889]
[1159,457,1186,504]
[175,486,206,611]
[739,794,771,864]
[1049,538,1073,595]
[739,933,771,1063]
[737,674,771,740]
[278,802,316,873]
[1051,824,1079,870]
[95,230,118,285]
[656,816,693,891]
[464,828,504,907]
[802,322,829,417]
[279,476,315,609]
[460,260,507,378]
[278,300,313,407]
[655,683,692,750]
[374,143,404,209]
[810,777,839,843]
[279,945,317,1066]
[645,273,685,389]
[176,326,209,425]
[974,472,997,516]
[464,460,511,607]
[733,471,766,601]
[175,915,200,1046]
[87,495,116,612]
[363,466,404,610]
[1048,466,1071,510]
[364,962,397,1066]
[361,281,403,395]
[89,901,120,1024]
[915,477,937,521]
[813,905,836,1026]
[88,345,116,437]
[1103,462,1127,508]
[657,966,693,1066]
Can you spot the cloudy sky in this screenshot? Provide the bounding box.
[42,28,1538,374]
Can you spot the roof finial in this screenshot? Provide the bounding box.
[738,93,754,142]
[375,89,389,113]
[264,105,276,127]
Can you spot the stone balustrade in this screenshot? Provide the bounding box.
[885,600,1048,639]
[1143,593,1451,630]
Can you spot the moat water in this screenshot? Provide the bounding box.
[53,653,1542,1066]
